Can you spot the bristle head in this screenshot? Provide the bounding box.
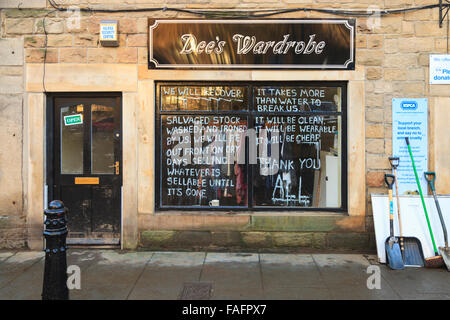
[425,255,444,268]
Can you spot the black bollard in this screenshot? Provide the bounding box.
[42,200,69,300]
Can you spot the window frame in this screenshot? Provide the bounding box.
[155,81,348,212]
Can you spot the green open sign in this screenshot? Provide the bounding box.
[64,114,83,126]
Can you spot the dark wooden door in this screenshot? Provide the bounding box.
[50,95,122,245]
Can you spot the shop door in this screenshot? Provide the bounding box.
[50,95,122,245]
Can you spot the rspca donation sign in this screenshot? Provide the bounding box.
[429,54,450,84]
[392,98,428,195]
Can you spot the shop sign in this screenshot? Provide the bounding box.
[392,98,428,195]
[64,114,83,126]
[149,19,355,70]
[429,54,450,84]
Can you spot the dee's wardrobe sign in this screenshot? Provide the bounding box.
[148,19,355,70]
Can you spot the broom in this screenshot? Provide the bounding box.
[405,137,444,268]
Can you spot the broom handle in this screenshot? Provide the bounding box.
[393,167,402,236]
[393,166,405,252]
[406,137,439,254]
[389,188,394,237]
[432,189,448,247]
[385,174,395,237]
[425,172,448,247]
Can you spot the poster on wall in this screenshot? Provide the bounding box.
[429,54,450,84]
[392,98,428,195]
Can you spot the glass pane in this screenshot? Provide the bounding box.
[160,115,248,207]
[91,104,115,174]
[160,85,249,111]
[252,115,341,208]
[254,86,341,112]
[61,104,84,174]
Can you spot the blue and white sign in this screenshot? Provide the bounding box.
[100,20,118,41]
[392,98,428,195]
[429,54,450,84]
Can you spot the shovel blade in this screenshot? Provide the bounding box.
[402,237,425,267]
[439,247,450,272]
[385,237,404,270]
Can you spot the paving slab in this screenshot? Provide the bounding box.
[312,254,401,299]
[260,254,327,289]
[1,251,44,266]
[201,253,263,300]
[327,285,401,300]
[264,286,333,300]
[312,254,371,286]
[399,292,450,300]
[147,252,205,267]
[69,250,153,300]
[378,264,450,298]
[0,250,101,300]
[0,258,44,300]
[201,253,261,289]
[67,249,108,269]
[0,251,44,288]
[211,286,265,300]
[0,252,15,264]
[129,252,205,300]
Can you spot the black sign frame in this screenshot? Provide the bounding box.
[148,19,355,70]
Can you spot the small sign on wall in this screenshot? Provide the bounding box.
[429,54,450,84]
[392,98,428,195]
[100,20,118,47]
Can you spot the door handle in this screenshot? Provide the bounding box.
[108,161,119,175]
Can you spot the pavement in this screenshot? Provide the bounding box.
[0,249,449,300]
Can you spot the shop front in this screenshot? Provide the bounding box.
[20,17,371,251]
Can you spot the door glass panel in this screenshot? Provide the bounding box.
[61,104,84,174]
[91,104,115,174]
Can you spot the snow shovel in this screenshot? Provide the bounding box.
[406,137,444,268]
[384,173,404,270]
[389,156,424,267]
[424,171,450,271]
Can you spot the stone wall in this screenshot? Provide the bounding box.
[139,215,375,251]
[140,230,375,252]
[0,36,26,248]
[0,0,449,249]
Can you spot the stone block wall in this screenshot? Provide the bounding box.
[0,0,449,249]
[139,215,375,251]
[0,36,25,248]
[140,230,375,252]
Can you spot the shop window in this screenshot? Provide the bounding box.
[156,82,347,211]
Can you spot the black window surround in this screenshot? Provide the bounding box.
[155,81,348,212]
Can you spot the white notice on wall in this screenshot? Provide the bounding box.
[392,98,428,195]
[429,54,450,84]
